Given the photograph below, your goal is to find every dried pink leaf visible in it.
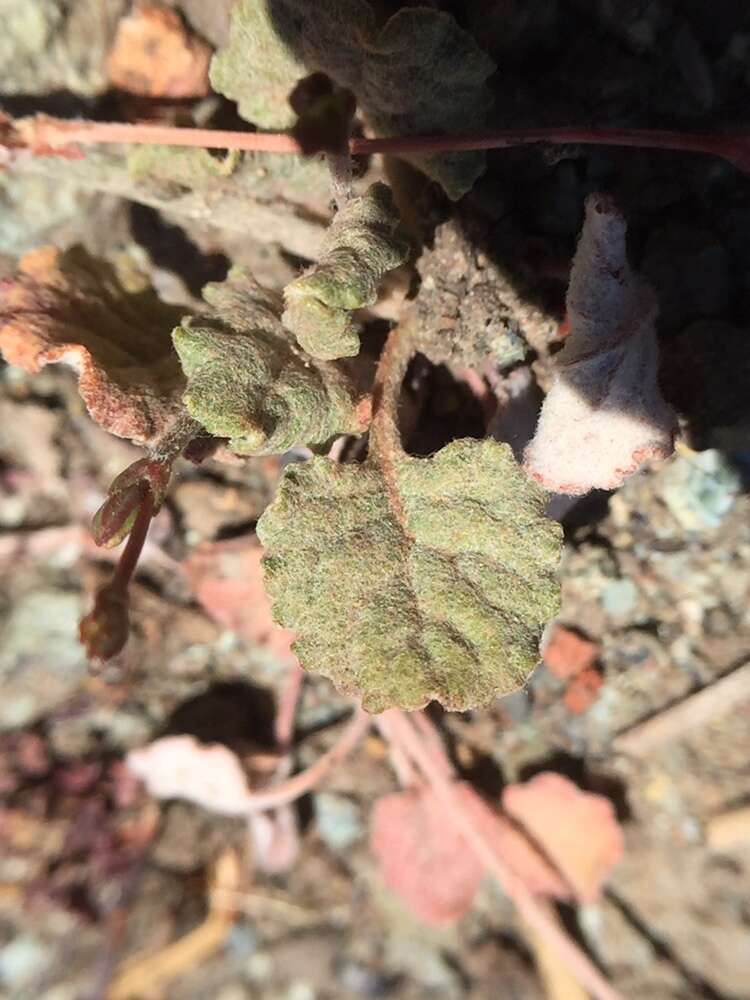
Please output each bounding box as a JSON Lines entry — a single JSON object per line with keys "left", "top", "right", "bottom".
{"left": 370, "top": 781, "right": 566, "bottom": 924}
{"left": 127, "top": 735, "right": 253, "bottom": 817}
{"left": 502, "top": 772, "right": 624, "bottom": 904}
{"left": 0, "top": 246, "right": 185, "bottom": 445}
{"left": 524, "top": 194, "right": 676, "bottom": 495}
{"left": 370, "top": 783, "right": 486, "bottom": 924}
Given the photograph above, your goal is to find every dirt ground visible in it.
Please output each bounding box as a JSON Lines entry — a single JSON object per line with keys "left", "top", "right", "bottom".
{"left": 1, "top": 2, "right": 750, "bottom": 998}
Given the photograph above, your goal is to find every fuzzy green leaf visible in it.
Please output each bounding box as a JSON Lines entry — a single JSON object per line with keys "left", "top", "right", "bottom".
{"left": 258, "top": 439, "right": 562, "bottom": 712}
{"left": 173, "top": 268, "right": 368, "bottom": 455}
{"left": 283, "top": 183, "right": 408, "bottom": 360}
{"left": 210, "top": 0, "right": 495, "bottom": 199}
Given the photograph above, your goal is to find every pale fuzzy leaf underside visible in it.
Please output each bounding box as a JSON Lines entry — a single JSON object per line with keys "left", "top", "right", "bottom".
{"left": 258, "top": 438, "right": 562, "bottom": 712}
{"left": 0, "top": 245, "right": 185, "bottom": 445}
{"left": 210, "top": 0, "right": 495, "bottom": 199}
{"left": 173, "top": 267, "right": 368, "bottom": 455}
{"left": 524, "top": 194, "right": 677, "bottom": 495}
{"left": 283, "top": 182, "right": 408, "bottom": 359}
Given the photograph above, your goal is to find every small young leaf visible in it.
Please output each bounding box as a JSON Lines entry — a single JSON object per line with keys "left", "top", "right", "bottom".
{"left": 283, "top": 183, "right": 408, "bottom": 360}
{"left": 173, "top": 268, "right": 369, "bottom": 454}
{"left": 0, "top": 246, "right": 185, "bottom": 445}
{"left": 210, "top": 0, "right": 495, "bottom": 198}
{"left": 523, "top": 194, "right": 677, "bottom": 495}
{"left": 258, "top": 438, "right": 561, "bottom": 712}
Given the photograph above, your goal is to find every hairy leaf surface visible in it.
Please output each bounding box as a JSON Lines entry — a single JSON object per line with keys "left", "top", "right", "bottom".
{"left": 211, "top": 0, "right": 495, "bottom": 198}
{"left": 173, "top": 268, "right": 369, "bottom": 455}
{"left": 524, "top": 194, "right": 677, "bottom": 494}
{"left": 0, "top": 246, "right": 185, "bottom": 444}
{"left": 283, "top": 182, "right": 408, "bottom": 359}
{"left": 258, "top": 438, "right": 561, "bottom": 711}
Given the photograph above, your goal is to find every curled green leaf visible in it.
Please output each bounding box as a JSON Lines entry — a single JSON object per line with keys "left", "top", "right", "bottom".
{"left": 173, "top": 268, "right": 369, "bottom": 455}
{"left": 283, "top": 182, "right": 408, "bottom": 360}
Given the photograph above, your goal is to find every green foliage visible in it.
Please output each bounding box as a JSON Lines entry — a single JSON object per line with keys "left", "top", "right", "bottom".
{"left": 210, "top": 0, "right": 495, "bottom": 199}
{"left": 283, "top": 183, "right": 408, "bottom": 360}
{"left": 173, "top": 268, "right": 368, "bottom": 455}
{"left": 258, "top": 439, "right": 562, "bottom": 712}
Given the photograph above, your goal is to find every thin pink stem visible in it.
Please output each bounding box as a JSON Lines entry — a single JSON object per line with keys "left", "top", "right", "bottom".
{"left": 380, "top": 710, "right": 623, "bottom": 1000}
{"left": 241, "top": 707, "right": 371, "bottom": 814}
{"left": 374, "top": 714, "right": 422, "bottom": 789}
{"left": 274, "top": 659, "right": 305, "bottom": 751}
{"left": 15, "top": 115, "right": 750, "bottom": 174}
{"left": 410, "top": 711, "right": 455, "bottom": 780}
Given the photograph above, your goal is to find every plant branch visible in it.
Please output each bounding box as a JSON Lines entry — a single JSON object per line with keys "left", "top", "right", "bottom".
{"left": 239, "top": 707, "right": 372, "bottom": 814}
{"left": 8, "top": 114, "right": 749, "bottom": 174}
{"left": 380, "top": 710, "right": 623, "bottom": 1000}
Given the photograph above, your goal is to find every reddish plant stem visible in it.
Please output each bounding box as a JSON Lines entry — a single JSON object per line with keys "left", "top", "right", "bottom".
{"left": 17, "top": 115, "right": 750, "bottom": 173}
{"left": 112, "top": 492, "right": 154, "bottom": 591}
{"left": 240, "top": 707, "right": 372, "bottom": 813}
{"left": 380, "top": 710, "right": 623, "bottom": 1000}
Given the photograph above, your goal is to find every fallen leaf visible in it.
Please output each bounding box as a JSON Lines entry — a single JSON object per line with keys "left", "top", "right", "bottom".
{"left": 283, "top": 182, "right": 408, "bottom": 360}
{"left": 524, "top": 194, "right": 677, "bottom": 494}
{"left": 502, "top": 772, "right": 624, "bottom": 904}
{"left": 0, "top": 246, "right": 185, "bottom": 445}
{"left": 107, "top": 5, "right": 212, "bottom": 99}
{"left": 370, "top": 781, "right": 566, "bottom": 924}
{"left": 127, "top": 735, "right": 254, "bottom": 816}
{"left": 543, "top": 625, "right": 599, "bottom": 680}
{"left": 210, "top": 0, "right": 495, "bottom": 199}
{"left": 173, "top": 267, "right": 369, "bottom": 454}
{"left": 258, "top": 438, "right": 562, "bottom": 712}
{"left": 183, "top": 537, "right": 296, "bottom": 658}
{"left": 128, "top": 733, "right": 299, "bottom": 874}
{"left": 370, "top": 784, "right": 486, "bottom": 923}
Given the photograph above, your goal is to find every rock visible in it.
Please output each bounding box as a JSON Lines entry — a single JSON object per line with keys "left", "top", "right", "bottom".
{"left": 0, "top": 934, "right": 47, "bottom": 990}
{"left": 659, "top": 450, "right": 740, "bottom": 531}
{"left": 314, "top": 793, "right": 364, "bottom": 851}
{"left": 0, "top": 591, "right": 88, "bottom": 730}
{"left": 543, "top": 624, "right": 600, "bottom": 679}
{"left": 564, "top": 668, "right": 604, "bottom": 714}
{"left": 601, "top": 579, "right": 638, "bottom": 620}
{"left": 174, "top": 480, "right": 269, "bottom": 541}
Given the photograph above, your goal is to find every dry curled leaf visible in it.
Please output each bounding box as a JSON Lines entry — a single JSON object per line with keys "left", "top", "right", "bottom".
{"left": 524, "top": 194, "right": 677, "bottom": 495}
{"left": 173, "top": 267, "right": 369, "bottom": 454}
{"left": 127, "top": 735, "right": 255, "bottom": 817}
{"left": 183, "top": 537, "right": 296, "bottom": 658}
{"left": 107, "top": 5, "right": 212, "bottom": 98}
{"left": 502, "top": 772, "right": 624, "bottom": 904}
{"left": 283, "top": 182, "right": 408, "bottom": 360}
{"left": 210, "top": 0, "right": 494, "bottom": 198}
{"left": 0, "top": 246, "right": 185, "bottom": 444}
{"left": 127, "top": 734, "right": 299, "bottom": 874}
